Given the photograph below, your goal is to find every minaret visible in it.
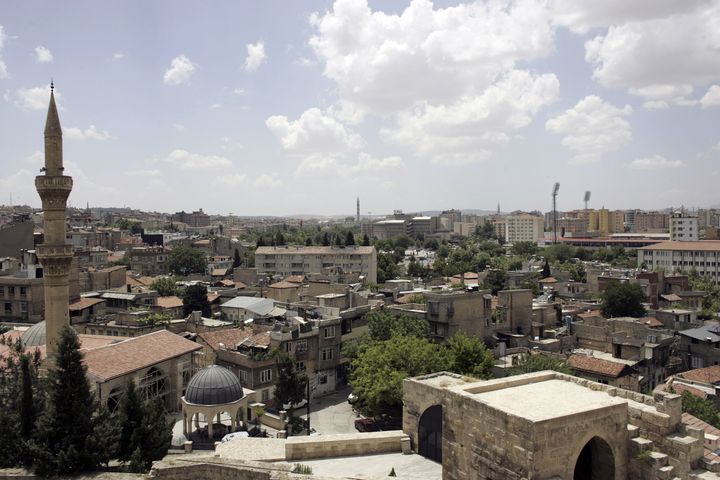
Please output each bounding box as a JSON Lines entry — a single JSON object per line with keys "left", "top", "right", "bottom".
{"left": 35, "top": 82, "right": 74, "bottom": 356}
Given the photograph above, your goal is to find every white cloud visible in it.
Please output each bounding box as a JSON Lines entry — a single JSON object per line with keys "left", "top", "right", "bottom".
{"left": 384, "top": 70, "right": 559, "bottom": 165}
{"left": 546, "top": 95, "right": 632, "bottom": 165}
{"left": 628, "top": 154, "right": 685, "bottom": 170}
{"left": 583, "top": 2, "right": 720, "bottom": 102}
{"left": 216, "top": 174, "right": 247, "bottom": 186}
{"left": 628, "top": 84, "right": 697, "bottom": 109}
{"left": 701, "top": 85, "right": 720, "bottom": 109}
{"left": 551, "top": 0, "right": 711, "bottom": 34}
{"left": 0, "top": 25, "right": 8, "bottom": 79}
{"left": 254, "top": 174, "right": 283, "bottom": 188}
{"left": 296, "top": 156, "right": 338, "bottom": 176}
{"left": 25, "top": 150, "right": 43, "bottom": 166}
{"left": 294, "top": 57, "right": 315, "bottom": 67}
{"left": 125, "top": 169, "right": 161, "bottom": 177}
{"left": 113, "top": 52, "right": 125, "bottom": 60}
{"left": 244, "top": 42, "right": 266, "bottom": 72}
{"left": 34, "top": 46, "right": 53, "bottom": 63}
{"left": 266, "top": 107, "right": 363, "bottom": 155}
{"left": 233, "top": 88, "right": 245, "bottom": 95}
{"left": 64, "top": 125, "right": 114, "bottom": 141}
{"left": 173, "top": 124, "right": 185, "bottom": 131}
{"left": 210, "top": 103, "right": 222, "bottom": 109}
{"left": 161, "top": 149, "right": 232, "bottom": 169}
{"left": 163, "top": 54, "right": 196, "bottom": 86}
{"left": 350, "top": 152, "right": 403, "bottom": 173}
{"left": 13, "top": 85, "right": 58, "bottom": 110}
{"left": 0, "top": 169, "right": 36, "bottom": 202}
{"left": 309, "top": 0, "right": 555, "bottom": 116}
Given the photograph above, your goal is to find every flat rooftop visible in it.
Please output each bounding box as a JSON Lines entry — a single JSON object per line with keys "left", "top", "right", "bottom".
{"left": 473, "top": 378, "right": 626, "bottom": 422}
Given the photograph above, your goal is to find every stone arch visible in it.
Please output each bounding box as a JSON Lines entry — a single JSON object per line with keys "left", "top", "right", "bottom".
{"left": 418, "top": 405, "right": 443, "bottom": 463}
{"left": 573, "top": 436, "right": 615, "bottom": 480}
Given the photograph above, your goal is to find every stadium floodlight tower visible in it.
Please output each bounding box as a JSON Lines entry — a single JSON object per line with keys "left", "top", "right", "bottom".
{"left": 584, "top": 190, "right": 591, "bottom": 212}
{"left": 552, "top": 182, "right": 560, "bottom": 244}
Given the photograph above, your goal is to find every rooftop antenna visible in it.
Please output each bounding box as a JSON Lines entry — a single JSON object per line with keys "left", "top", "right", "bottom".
{"left": 552, "top": 182, "right": 560, "bottom": 244}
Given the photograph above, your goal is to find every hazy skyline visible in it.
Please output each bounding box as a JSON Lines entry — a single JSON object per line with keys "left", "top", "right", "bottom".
{"left": 1, "top": 0, "right": 719, "bottom": 216}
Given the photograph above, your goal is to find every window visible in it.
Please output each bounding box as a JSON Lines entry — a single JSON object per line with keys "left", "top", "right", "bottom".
{"left": 691, "top": 356, "right": 704, "bottom": 369}
{"left": 318, "top": 373, "right": 328, "bottom": 385}
{"left": 8, "top": 287, "right": 14, "bottom": 296}
{"left": 296, "top": 339, "right": 307, "bottom": 353}
{"left": 239, "top": 370, "right": 248, "bottom": 383}
{"left": 324, "top": 326, "right": 335, "bottom": 338}
{"left": 321, "top": 348, "right": 334, "bottom": 361}
{"left": 260, "top": 369, "right": 273, "bottom": 383}
{"left": 261, "top": 389, "right": 269, "bottom": 402}
{"left": 285, "top": 342, "right": 293, "bottom": 353}
{"left": 295, "top": 361, "right": 305, "bottom": 372}
{"left": 4, "top": 302, "right": 10, "bottom": 314}
{"left": 19, "top": 287, "right": 26, "bottom": 297}
{"left": 0, "top": 287, "right": 3, "bottom": 296}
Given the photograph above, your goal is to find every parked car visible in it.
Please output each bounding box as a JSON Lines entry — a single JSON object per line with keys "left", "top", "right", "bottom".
{"left": 354, "top": 418, "right": 379, "bottom": 432}
{"left": 221, "top": 431, "right": 249, "bottom": 443}
{"left": 283, "top": 398, "right": 308, "bottom": 410}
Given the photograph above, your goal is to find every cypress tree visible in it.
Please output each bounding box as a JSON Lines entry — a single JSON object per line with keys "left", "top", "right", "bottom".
{"left": 361, "top": 234, "right": 371, "bottom": 246}
{"left": 345, "top": 231, "right": 356, "bottom": 246}
{"left": 233, "top": 248, "right": 241, "bottom": 268}
{"left": 117, "top": 380, "right": 144, "bottom": 462}
{"left": 31, "top": 326, "right": 97, "bottom": 475}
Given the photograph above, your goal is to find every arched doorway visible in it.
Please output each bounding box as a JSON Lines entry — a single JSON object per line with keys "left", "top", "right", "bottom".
{"left": 574, "top": 436, "right": 615, "bottom": 480}
{"left": 418, "top": 405, "right": 442, "bottom": 463}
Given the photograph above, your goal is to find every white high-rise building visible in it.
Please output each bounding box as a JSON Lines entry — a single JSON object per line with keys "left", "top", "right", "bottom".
{"left": 670, "top": 211, "right": 698, "bottom": 242}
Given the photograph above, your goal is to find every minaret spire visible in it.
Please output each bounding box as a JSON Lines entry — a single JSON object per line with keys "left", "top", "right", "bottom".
{"left": 44, "top": 82, "right": 63, "bottom": 175}
{"left": 35, "top": 82, "right": 74, "bottom": 358}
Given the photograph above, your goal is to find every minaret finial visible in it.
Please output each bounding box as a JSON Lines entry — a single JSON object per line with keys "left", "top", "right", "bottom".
{"left": 50, "top": 79, "right": 54, "bottom": 93}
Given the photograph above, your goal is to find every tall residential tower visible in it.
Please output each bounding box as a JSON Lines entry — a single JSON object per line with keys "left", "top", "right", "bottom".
{"left": 35, "top": 84, "right": 74, "bottom": 355}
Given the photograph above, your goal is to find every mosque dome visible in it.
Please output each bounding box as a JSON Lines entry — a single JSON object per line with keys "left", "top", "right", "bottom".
{"left": 21, "top": 321, "right": 46, "bottom": 347}
{"left": 184, "top": 365, "right": 244, "bottom": 405}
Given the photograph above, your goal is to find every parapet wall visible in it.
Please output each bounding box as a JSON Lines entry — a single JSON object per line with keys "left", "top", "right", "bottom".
{"left": 285, "top": 431, "right": 408, "bottom": 461}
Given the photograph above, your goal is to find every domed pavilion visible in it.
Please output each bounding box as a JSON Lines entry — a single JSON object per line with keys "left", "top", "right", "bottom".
{"left": 181, "top": 365, "right": 254, "bottom": 439}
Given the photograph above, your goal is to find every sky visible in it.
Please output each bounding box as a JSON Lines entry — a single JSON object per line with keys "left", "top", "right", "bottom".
{"left": 1, "top": 0, "right": 720, "bottom": 217}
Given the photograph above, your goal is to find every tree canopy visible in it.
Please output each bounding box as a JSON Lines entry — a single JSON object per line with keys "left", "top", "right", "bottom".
{"left": 150, "top": 276, "right": 179, "bottom": 297}
{"left": 167, "top": 245, "right": 207, "bottom": 276}
{"left": 601, "top": 281, "right": 647, "bottom": 318}
{"left": 506, "top": 353, "right": 571, "bottom": 376}
{"left": 182, "top": 284, "right": 212, "bottom": 317}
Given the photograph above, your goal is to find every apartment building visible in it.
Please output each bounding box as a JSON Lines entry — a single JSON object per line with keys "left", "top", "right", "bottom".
{"left": 127, "top": 246, "right": 170, "bottom": 275}
{"left": 670, "top": 211, "right": 699, "bottom": 242}
{"left": 638, "top": 241, "right": 720, "bottom": 284}
{"left": 255, "top": 246, "right": 377, "bottom": 284}
{"left": 634, "top": 211, "right": 670, "bottom": 233}
{"left": 504, "top": 213, "right": 544, "bottom": 243}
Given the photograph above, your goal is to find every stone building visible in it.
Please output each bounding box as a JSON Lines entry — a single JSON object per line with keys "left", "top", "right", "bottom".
{"left": 127, "top": 246, "right": 171, "bottom": 275}
{"left": 403, "top": 370, "right": 707, "bottom": 479}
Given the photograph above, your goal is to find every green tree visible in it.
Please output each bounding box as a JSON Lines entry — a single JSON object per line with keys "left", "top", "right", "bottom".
{"left": 150, "top": 276, "right": 179, "bottom": 297}
{"left": 305, "top": 237, "right": 313, "bottom": 246}
{"left": 447, "top": 333, "right": 494, "bottom": 379}
{"left": 90, "top": 405, "right": 120, "bottom": 471}
{"left": 322, "top": 232, "right": 331, "bottom": 246}
{"left": 475, "top": 221, "right": 497, "bottom": 241}
{"left": 543, "top": 244, "right": 575, "bottom": 263}
{"left": 31, "top": 326, "right": 98, "bottom": 475}
{"left": 345, "top": 231, "right": 356, "bottom": 246}
{"left": 350, "top": 335, "right": 452, "bottom": 416}
{"left": 601, "top": 281, "right": 646, "bottom": 318}
{"left": 273, "top": 352, "right": 307, "bottom": 426}
{"left": 167, "top": 245, "right": 207, "bottom": 276}
{"left": 483, "top": 268, "right": 508, "bottom": 295}
{"left": 117, "top": 381, "right": 144, "bottom": 462}
{"left": 182, "top": 284, "right": 211, "bottom": 317}
{"left": 130, "top": 223, "right": 143, "bottom": 235}
{"left": 362, "top": 234, "right": 371, "bottom": 246}
{"left": 507, "top": 353, "right": 571, "bottom": 376}
{"left": 233, "top": 248, "right": 242, "bottom": 268}
{"left": 407, "top": 257, "right": 430, "bottom": 278}
{"left": 681, "top": 391, "right": 720, "bottom": 428}
{"left": 141, "top": 398, "right": 173, "bottom": 469}
{"left": 19, "top": 355, "right": 35, "bottom": 440}
{"left": 275, "top": 231, "right": 286, "bottom": 246}
{"left": 541, "top": 259, "right": 551, "bottom": 278}
{"left": 377, "top": 252, "right": 401, "bottom": 283}
{"left": 367, "top": 310, "right": 429, "bottom": 341}
{"left": 511, "top": 241, "right": 538, "bottom": 257}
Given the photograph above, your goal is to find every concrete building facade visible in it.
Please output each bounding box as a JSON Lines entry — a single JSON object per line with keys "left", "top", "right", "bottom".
{"left": 638, "top": 241, "right": 720, "bottom": 285}
{"left": 670, "top": 211, "right": 699, "bottom": 242}
{"left": 255, "top": 246, "right": 377, "bottom": 284}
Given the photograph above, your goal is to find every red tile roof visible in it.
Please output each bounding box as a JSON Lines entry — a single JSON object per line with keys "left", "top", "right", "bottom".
{"left": 156, "top": 296, "right": 183, "bottom": 309}
{"left": 197, "top": 327, "right": 271, "bottom": 351}
{"left": 567, "top": 354, "right": 633, "bottom": 378}
{"left": 69, "top": 297, "right": 106, "bottom": 311}
{"left": 679, "top": 365, "right": 720, "bottom": 385}
{"left": 84, "top": 330, "right": 201, "bottom": 381}
{"left": 269, "top": 280, "right": 301, "bottom": 289}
